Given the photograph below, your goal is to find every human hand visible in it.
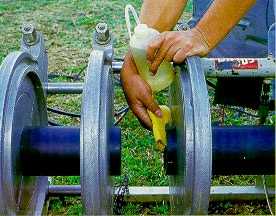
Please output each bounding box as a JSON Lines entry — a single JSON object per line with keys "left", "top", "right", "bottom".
{"left": 120, "top": 51, "right": 162, "bottom": 130}
{"left": 146, "top": 28, "right": 210, "bottom": 75}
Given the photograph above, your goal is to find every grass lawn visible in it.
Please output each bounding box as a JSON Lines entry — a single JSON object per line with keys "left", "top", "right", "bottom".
{"left": 0, "top": 0, "right": 274, "bottom": 215}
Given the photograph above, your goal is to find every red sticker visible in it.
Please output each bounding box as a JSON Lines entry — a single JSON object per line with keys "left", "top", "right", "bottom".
{"left": 215, "top": 59, "right": 258, "bottom": 70}
{"left": 233, "top": 59, "right": 258, "bottom": 70}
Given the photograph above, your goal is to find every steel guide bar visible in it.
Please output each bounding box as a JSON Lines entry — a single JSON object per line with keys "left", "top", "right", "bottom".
{"left": 47, "top": 185, "right": 275, "bottom": 202}
{"left": 47, "top": 58, "right": 275, "bottom": 95}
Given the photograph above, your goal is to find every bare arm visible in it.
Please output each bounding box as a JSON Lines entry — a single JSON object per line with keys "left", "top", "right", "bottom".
{"left": 139, "top": 0, "right": 188, "bottom": 32}
{"left": 146, "top": 0, "right": 257, "bottom": 73}
{"left": 196, "top": 0, "right": 257, "bottom": 51}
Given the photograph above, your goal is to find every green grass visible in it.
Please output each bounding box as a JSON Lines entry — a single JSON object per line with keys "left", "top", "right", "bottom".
{"left": 0, "top": 0, "right": 275, "bottom": 215}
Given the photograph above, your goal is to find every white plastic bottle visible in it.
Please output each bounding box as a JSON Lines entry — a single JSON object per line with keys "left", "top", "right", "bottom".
{"left": 125, "top": 5, "right": 174, "bottom": 92}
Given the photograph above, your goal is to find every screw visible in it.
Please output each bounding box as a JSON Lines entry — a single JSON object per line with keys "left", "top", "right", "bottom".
{"left": 98, "top": 25, "right": 105, "bottom": 31}
{"left": 178, "top": 23, "right": 190, "bottom": 31}
{"left": 24, "top": 26, "right": 31, "bottom": 31}
{"left": 95, "top": 23, "right": 110, "bottom": 44}
{"left": 22, "top": 24, "right": 38, "bottom": 44}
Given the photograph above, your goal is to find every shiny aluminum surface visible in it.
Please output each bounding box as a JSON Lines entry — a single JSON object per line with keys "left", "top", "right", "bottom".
{"left": 169, "top": 56, "right": 212, "bottom": 214}
{"left": 0, "top": 51, "right": 48, "bottom": 215}
{"left": 80, "top": 50, "right": 114, "bottom": 215}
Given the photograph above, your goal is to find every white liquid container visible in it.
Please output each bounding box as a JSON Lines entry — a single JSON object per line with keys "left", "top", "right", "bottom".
{"left": 129, "top": 24, "right": 174, "bottom": 92}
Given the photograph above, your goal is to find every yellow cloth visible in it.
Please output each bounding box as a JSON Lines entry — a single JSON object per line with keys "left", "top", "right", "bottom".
{"left": 147, "top": 105, "right": 172, "bottom": 150}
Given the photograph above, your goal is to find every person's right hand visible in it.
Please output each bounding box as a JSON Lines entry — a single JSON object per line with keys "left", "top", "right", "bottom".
{"left": 120, "top": 50, "right": 162, "bottom": 130}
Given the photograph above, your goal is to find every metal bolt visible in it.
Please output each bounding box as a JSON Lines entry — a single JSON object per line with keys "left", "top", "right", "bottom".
{"left": 24, "top": 26, "right": 31, "bottom": 31}
{"left": 22, "top": 24, "right": 38, "bottom": 44}
{"left": 177, "top": 23, "right": 190, "bottom": 31}
{"left": 98, "top": 25, "right": 105, "bottom": 31}
{"left": 95, "top": 23, "right": 110, "bottom": 44}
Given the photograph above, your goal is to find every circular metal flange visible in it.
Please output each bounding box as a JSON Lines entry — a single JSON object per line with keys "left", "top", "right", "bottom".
{"left": 81, "top": 50, "right": 115, "bottom": 214}
{"left": 168, "top": 56, "right": 212, "bottom": 214}
{"left": 0, "top": 51, "right": 48, "bottom": 215}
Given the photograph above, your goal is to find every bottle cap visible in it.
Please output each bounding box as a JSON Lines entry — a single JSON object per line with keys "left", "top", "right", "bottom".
{"left": 134, "top": 24, "right": 149, "bottom": 39}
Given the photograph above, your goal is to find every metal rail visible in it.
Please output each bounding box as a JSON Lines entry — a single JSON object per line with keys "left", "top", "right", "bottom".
{"left": 47, "top": 185, "right": 275, "bottom": 202}
{"left": 47, "top": 83, "right": 84, "bottom": 94}
{"left": 112, "top": 58, "right": 276, "bottom": 78}
{"left": 47, "top": 57, "right": 275, "bottom": 95}
{"left": 202, "top": 57, "right": 275, "bottom": 78}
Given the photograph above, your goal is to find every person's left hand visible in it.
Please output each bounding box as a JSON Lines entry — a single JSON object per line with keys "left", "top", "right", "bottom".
{"left": 146, "top": 28, "right": 210, "bottom": 75}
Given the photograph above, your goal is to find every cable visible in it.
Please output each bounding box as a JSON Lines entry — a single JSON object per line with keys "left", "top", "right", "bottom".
{"left": 211, "top": 105, "right": 259, "bottom": 125}
{"left": 48, "top": 64, "right": 88, "bottom": 82}
{"left": 114, "top": 75, "right": 122, "bottom": 87}
{"left": 115, "top": 82, "right": 122, "bottom": 87}
{"left": 116, "top": 106, "right": 129, "bottom": 115}
{"left": 224, "top": 106, "right": 259, "bottom": 118}
{"left": 47, "top": 107, "right": 81, "bottom": 118}
{"left": 48, "top": 120, "right": 63, "bottom": 126}
{"left": 48, "top": 105, "right": 129, "bottom": 126}
{"left": 48, "top": 106, "right": 129, "bottom": 118}
{"left": 48, "top": 74, "right": 83, "bottom": 81}
{"left": 114, "top": 110, "right": 129, "bottom": 126}
{"left": 114, "top": 75, "right": 121, "bottom": 83}
{"left": 73, "top": 65, "right": 88, "bottom": 82}
{"left": 114, "top": 57, "right": 124, "bottom": 61}
{"left": 115, "top": 107, "right": 130, "bottom": 126}
{"left": 206, "top": 79, "right": 216, "bottom": 89}
{"left": 262, "top": 175, "right": 274, "bottom": 215}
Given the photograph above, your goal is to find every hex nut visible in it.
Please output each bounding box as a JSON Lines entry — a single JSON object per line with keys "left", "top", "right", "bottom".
{"left": 22, "top": 24, "right": 38, "bottom": 44}
{"left": 177, "top": 23, "right": 190, "bottom": 31}
{"left": 95, "top": 23, "right": 110, "bottom": 44}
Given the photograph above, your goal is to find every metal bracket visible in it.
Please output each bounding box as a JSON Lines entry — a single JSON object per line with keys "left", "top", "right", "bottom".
{"left": 20, "top": 24, "right": 48, "bottom": 95}
{"left": 93, "top": 23, "right": 114, "bottom": 62}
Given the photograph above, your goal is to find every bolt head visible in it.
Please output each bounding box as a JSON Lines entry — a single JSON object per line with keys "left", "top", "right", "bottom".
{"left": 22, "top": 24, "right": 35, "bottom": 34}
{"left": 95, "top": 23, "right": 110, "bottom": 44}
{"left": 178, "top": 23, "right": 190, "bottom": 31}
{"left": 22, "top": 24, "right": 38, "bottom": 44}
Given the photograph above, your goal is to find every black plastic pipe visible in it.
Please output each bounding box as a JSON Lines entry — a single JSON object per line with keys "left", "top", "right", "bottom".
{"left": 165, "top": 126, "right": 275, "bottom": 175}
{"left": 212, "top": 126, "right": 275, "bottom": 175}
{"left": 20, "top": 126, "right": 121, "bottom": 176}
{"left": 21, "top": 125, "right": 274, "bottom": 176}
{"left": 21, "top": 126, "right": 80, "bottom": 176}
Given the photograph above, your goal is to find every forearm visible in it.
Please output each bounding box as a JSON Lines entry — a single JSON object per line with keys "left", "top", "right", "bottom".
{"left": 139, "top": 0, "right": 187, "bottom": 32}
{"left": 196, "top": 0, "right": 257, "bottom": 51}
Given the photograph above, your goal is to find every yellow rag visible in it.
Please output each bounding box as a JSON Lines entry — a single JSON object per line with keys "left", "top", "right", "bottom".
{"left": 147, "top": 105, "right": 172, "bottom": 150}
